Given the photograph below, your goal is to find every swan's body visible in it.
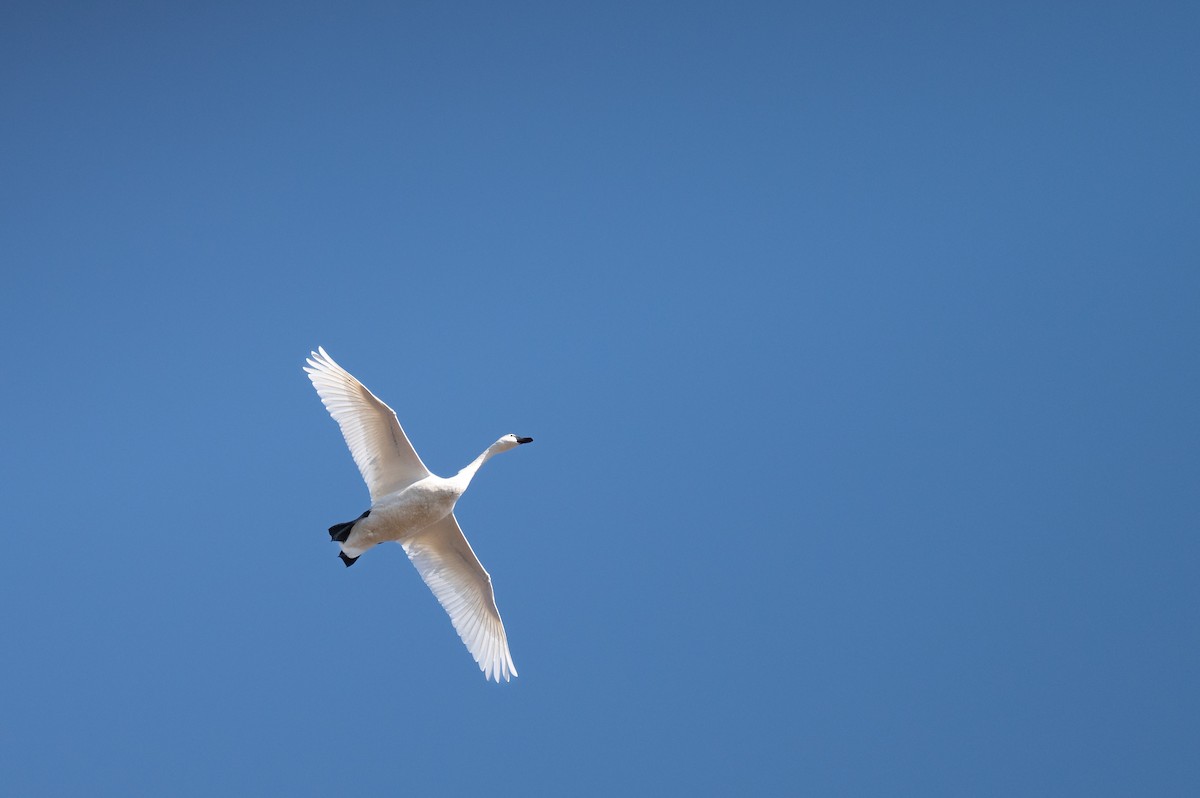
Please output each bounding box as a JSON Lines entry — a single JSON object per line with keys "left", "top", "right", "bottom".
{"left": 340, "top": 476, "right": 461, "bottom": 558}
{"left": 303, "top": 347, "right": 531, "bottom": 682}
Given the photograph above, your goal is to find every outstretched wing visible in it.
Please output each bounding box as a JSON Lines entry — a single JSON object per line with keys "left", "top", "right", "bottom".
{"left": 304, "top": 347, "right": 431, "bottom": 501}
{"left": 401, "top": 514, "right": 518, "bottom": 682}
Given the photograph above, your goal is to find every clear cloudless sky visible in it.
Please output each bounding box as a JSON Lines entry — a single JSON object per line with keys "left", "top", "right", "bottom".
{"left": 1, "top": 1, "right": 1197, "bottom": 795}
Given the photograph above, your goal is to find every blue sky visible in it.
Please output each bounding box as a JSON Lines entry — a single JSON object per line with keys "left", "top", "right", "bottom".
{"left": 2, "top": 1, "right": 1197, "bottom": 794}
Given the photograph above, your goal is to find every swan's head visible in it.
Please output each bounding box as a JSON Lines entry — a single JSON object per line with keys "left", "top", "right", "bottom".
{"left": 496, "top": 433, "right": 534, "bottom": 451}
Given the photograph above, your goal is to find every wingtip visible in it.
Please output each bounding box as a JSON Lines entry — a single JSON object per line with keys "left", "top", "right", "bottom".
{"left": 305, "top": 347, "right": 336, "bottom": 374}
{"left": 482, "top": 658, "right": 517, "bottom": 683}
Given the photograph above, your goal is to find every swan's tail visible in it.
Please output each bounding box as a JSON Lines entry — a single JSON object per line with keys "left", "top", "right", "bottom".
{"left": 328, "top": 509, "right": 370, "bottom": 543}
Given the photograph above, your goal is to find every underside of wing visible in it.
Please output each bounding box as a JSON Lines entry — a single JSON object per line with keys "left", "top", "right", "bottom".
{"left": 304, "top": 347, "right": 431, "bottom": 500}
{"left": 401, "top": 514, "right": 517, "bottom": 682}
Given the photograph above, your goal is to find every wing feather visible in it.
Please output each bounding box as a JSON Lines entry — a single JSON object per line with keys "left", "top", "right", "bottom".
{"left": 304, "top": 347, "right": 431, "bottom": 500}
{"left": 402, "top": 514, "right": 518, "bottom": 682}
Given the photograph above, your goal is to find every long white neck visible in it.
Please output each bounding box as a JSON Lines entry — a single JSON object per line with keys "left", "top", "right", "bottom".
{"left": 453, "top": 440, "right": 509, "bottom": 490}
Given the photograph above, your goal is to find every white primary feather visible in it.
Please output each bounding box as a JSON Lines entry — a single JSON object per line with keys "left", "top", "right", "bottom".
{"left": 402, "top": 515, "right": 517, "bottom": 682}
{"left": 304, "top": 346, "right": 431, "bottom": 501}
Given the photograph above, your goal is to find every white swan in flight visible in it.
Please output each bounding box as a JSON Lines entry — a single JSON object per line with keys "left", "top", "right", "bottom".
{"left": 303, "top": 347, "right": 531, "bottom": 682}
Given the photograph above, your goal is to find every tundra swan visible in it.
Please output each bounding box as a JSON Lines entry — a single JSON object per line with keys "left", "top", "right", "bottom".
{"left": 304, "top": 347, "right": 531, "bottom": 682}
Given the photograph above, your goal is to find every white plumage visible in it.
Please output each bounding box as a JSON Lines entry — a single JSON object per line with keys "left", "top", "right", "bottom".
{"left": 304, "top": 347, "right": 530, "bottom": 682}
